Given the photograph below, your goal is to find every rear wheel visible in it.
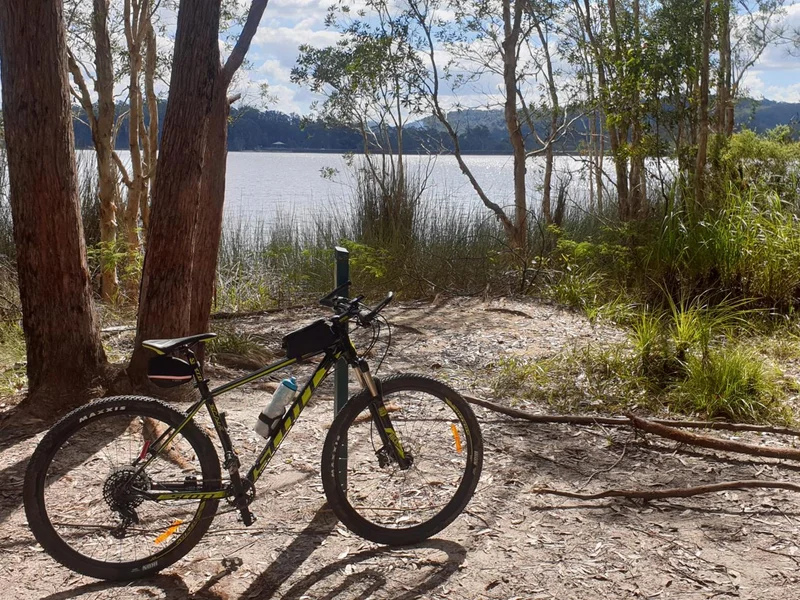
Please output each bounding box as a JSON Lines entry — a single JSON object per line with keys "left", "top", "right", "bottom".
{"left": 321, "top": 374, "right": 483, "bottom": 545}
{"left": 23, "top": 396, "right": 221, "bottom": 580}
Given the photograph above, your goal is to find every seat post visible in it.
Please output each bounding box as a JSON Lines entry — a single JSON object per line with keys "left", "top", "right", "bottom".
{"left": 183, "top": 347, "right": 211, "bottom": 397}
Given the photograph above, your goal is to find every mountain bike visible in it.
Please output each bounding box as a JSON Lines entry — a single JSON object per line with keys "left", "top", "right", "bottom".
{"left": 23, "top": 285, "right": 483, "bottom": 581}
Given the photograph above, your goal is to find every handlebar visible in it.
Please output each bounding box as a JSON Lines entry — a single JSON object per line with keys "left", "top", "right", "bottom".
{"left": 319, "top": 284, "right": 394, "bottom": 327}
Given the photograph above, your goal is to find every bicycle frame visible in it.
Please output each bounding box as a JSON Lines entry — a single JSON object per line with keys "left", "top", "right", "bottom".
{"left": 135, "top": 314, "right": 409, "bottom": 507}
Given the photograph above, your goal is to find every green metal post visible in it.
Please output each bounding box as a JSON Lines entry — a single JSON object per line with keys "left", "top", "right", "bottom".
{"left": 334, "top": 246, "right": 349, "bottom": 486}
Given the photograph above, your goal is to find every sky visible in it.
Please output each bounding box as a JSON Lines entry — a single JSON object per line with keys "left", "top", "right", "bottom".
{"left": 231, "top": 0, "right": 800, "bottom": 116}
{"left": 735, "top": 2, "right": 800, "bottom": 102}
{"left": 3, "top": 0, "right": 799, "bottom": 118}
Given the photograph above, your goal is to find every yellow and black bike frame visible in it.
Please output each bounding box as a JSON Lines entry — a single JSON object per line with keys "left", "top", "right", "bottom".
{"left": 131, "top": 314, "right": 410, "bottom": 526}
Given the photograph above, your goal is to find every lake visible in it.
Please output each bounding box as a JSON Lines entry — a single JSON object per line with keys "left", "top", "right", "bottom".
{"left": 77, "top": 151, "right": 639, "bottom": 229}
{"left": 222, "top": 152, "right": 599, "bottom": 227}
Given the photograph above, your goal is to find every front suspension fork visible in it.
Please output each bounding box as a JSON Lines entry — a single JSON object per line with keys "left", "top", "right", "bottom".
{"left": 353, "top": 359, "right": 411, "bottom": 469}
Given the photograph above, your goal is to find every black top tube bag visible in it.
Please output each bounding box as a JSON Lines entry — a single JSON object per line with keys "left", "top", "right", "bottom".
{"left": 282, "top": 318, "right": 338, "bottom": 359}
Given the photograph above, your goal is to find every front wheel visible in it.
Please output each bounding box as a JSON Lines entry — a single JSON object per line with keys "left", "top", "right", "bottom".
{"left": 321, "top": 374, "right": 483, "bottom": 545}
{"left": 23, "top": 396, "right": 221, "bottom": 581}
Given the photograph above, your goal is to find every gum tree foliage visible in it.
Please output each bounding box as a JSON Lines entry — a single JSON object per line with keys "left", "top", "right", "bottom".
{"left": 293, "top": 0, "right": 428, "bottom": 209}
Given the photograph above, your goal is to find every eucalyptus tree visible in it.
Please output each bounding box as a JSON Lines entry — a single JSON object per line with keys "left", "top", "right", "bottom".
{"left": 128, "top": 0, "right": 222, "bottom": 384}
{"left": 64, "top": 0, "right": 122, "bottom": 300}
{"left": 568, "top": 0, "right": 658, "bottom": 220}
{"left": 191, "top": 0, "right": 271, "bottom": 343}
{"left": 0, "top": 0, "right": 108, "bottom": 412}
{"left": 407, "top": 0, "right": 577, "bottom": 246}
{"left": 717, "top": 0, "right": 786, "bottom": 138}
{"left": 117, "top": 0, "right": 159, "bottom": 251}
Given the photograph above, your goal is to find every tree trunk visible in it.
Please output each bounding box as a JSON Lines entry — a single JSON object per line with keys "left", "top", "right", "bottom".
{"left": 0, "top": 0, "right": 107, "bottom": 412}
{"left": 594, "top": 109, "right": 604, "bottom": 213}
{"left": 628, "top": 0, "right": 645, "bottom": 219}
{"left": 717, "top": 0, "right": 731, "bottom": 137}
{"left": 190, "top": 80, "right": 229, "bottom": 342}
{"left": 502, "top": 0, "right": 527, "bottom": 250}
{"left": 122, "top": 0, "right": 149, "bottom": 251}
{"left": 534, "top": 18, "right": 559, "bottom": 226}
{"left": 695, "top": 0, "right": 712, "bottom": 209}
{"left": 94, "top": 0, "right": 120, "bottom": 302}
{"left": 143, "top": 19, "right": 159, "bottom": 234}
{"left": 127, "top": 0, "right": 221, "bottom": 385}
{"left": 189, "top": 0, "right": 269, "bottom": 346}
{"left": 607, "top": 0, "right": 631, "bottom": 220}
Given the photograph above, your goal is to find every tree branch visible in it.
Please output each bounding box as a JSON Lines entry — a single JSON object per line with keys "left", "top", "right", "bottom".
{"left": 222, "top": 0, "right": 270, "bottom": 86}
{"left": 112, "top": 151, "right": 134, "bottom": 188}
{"left": 66, "top": 48, "right": 98, "bottom": 133}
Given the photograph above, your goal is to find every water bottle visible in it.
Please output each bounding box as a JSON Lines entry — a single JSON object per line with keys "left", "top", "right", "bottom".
{"left": 254, "top": 376, "right": 297, "bottom": 439}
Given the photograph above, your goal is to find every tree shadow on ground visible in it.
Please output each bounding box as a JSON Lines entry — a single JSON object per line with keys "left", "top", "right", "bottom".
{"left": 0, "top": 413, "right": 131, "bottom": 530}
{"left": 37, "top": 572, "right": 227, "bottom": 600}
{"left": 485, "top": 418, "right": 800, "bottom": 522}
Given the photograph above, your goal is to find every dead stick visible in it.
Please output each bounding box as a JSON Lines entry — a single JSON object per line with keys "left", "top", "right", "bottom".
{"left": 532, "top": 479, "right": 800, "bottom": 500}
{"left": 211, "top": 304, "right": 305, "bottom": 320}
{"left": 628, "top": 414, "right": 800, "bottom": 462}
{"left": 463, "top": 395, "right": 800, "bottom": 437}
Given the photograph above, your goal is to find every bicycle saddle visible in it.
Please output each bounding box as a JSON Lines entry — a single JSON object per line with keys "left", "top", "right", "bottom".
{"left": 142, "top": 333, "right": 216, "bottom": 354}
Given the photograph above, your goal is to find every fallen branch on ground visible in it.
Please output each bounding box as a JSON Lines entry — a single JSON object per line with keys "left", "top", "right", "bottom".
{"left": 626, "top": 414, "right": 800, "bottom": 461}
{"left": 463, "top": 394, "right": 800, "bottom": 437}
{"left": 531, "top": 479, "right": 800, "bottom": 500}
{"left": 210, "top": 305, "right": 305, "bottom": 320}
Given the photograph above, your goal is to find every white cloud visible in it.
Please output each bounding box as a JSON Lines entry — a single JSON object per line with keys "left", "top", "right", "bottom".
{"left": 740, "top": 70, "right": 800, "bottom": 101}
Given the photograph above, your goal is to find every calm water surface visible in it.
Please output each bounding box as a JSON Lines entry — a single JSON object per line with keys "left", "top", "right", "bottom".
{"left": 88, "top": 151, "right": 611, "bottom": 228}
{"left": 222, "top": 152, "right": 601, "bottom": 226}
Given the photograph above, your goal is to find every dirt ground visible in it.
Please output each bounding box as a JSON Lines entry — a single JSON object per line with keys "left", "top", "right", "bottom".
{"left": 3, "top": 297, "right": 800, "bottom": 599}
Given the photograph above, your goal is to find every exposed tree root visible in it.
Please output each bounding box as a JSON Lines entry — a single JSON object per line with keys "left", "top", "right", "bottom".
{"left": 626, "top": 414, "right": 800, "bottom": 462}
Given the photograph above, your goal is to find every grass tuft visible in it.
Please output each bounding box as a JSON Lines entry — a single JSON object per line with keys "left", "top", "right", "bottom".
{"left": 673, "top": 348, "right": 791, "bottom": 423}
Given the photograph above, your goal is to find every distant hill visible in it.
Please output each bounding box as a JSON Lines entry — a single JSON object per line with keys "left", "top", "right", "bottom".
{"left": 413, "top": 98, "right": 800, "bottom": 136}
{"left": 735, "top": 98, "right": 800, "bottom": 132}
{"left": 73, "top": 97, "right": 800, "bottom": 155}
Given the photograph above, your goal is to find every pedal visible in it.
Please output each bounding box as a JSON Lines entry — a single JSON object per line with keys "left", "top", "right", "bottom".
{"left": 238, "top": 509, "right": 257, "bottom": 526}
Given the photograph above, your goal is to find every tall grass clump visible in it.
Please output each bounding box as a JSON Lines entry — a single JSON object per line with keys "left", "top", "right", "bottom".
{"left": 648, "top": 186, "right": 800, "bottom": 308}
{"left": 674, "top": 348, "right": 790, "bottom": 423}
{"left": 350, "top": 161, "right": 420, "bottom": 247}
{"left": 215, "top": 213, "right": 343, "bottom": 311}
{"left": 496, "top": 296, "right": 793, "bottom": 423}
{"left": 336, "top": 157, "right": 515, "bottom": 297}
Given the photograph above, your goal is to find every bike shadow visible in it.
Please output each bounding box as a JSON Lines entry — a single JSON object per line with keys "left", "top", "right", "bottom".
{"left": 272, "top": 538, "right": 466, "bottom": 600}
{"left": 34, "top": 504, "right": 465, "bottom": 600}
{"left": 235, "top": 505, "right": 466, "bottom": 599}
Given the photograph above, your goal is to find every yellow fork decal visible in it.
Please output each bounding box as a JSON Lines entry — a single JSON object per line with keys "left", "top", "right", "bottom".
{"left": 384, "top": 428, "right": 406, "bottom": 459}
{"left": 154, "top": 519, "right": 183, "bottom": 545}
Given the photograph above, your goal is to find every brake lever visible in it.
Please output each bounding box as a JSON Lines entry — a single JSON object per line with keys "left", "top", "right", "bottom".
{"left": 357, "top": 292, "right": 394, "bottom": 326}
{"left": 319, "top": 280, "right": 352, "bottom": 307}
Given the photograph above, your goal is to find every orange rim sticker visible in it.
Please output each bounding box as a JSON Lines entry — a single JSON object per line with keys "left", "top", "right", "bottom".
{"left": 154, "top": 519, "right": 183, "bottom": 545}
{"left": 450, "top": 424, "right": 462, "bottom": 453}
